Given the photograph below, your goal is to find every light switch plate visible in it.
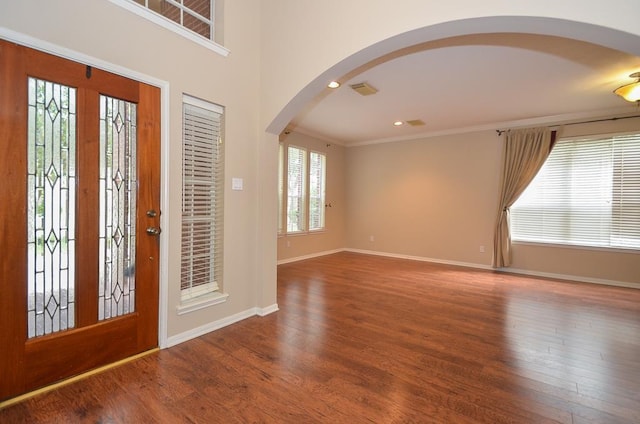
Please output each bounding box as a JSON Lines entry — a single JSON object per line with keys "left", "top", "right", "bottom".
{"left": 231, "top": 177, "right": 243, "bottom": 191}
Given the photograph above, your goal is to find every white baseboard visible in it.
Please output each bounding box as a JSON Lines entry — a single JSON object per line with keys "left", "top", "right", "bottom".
{"left": 497, "top": 267, "right": 640, "bottom": 290}
{"left": 283, "top": 247, "right": 637, "bottom": 290}
{"left": 164, "top": 304, "right": 279, "bottom": 348}
{"left": 277, "top": 248, "right": 345, "bottom": 265}
{"left": 257, "top": 303, "right": 280, "bottom": 316}
{"left": 344, "top": 248, "right": 493, "bottom": 271}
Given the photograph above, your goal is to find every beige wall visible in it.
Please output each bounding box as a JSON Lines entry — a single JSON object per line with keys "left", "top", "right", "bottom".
{"left": 277, "top": 132, "right": 347, "bottom": 262}
{"left": 346, "top": 131, "right": 502, "bottom": 266}
{"left": 345, "top": 120, "right": 640, "bottom": 286}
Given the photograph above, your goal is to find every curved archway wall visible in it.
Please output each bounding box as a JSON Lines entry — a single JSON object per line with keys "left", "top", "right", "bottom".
{"left": 261, "top": 2, "right": 640, "bottom": 286}
{"left": 263, "top": 7, "right": 640, "bottom": 135}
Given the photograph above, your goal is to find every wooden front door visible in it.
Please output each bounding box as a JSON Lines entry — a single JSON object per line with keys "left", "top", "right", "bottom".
{"left": 0, "top": 40, "right": 161, "bottom": 401}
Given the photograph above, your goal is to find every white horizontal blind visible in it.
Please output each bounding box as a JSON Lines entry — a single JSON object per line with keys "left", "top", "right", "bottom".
{"left": 287, "top": 146, "right": 306, "bottom": 232}
{"left": 181, "top": 96, "right": 224, "bottom": 300}
{"left": 511, "top": 133, "right": 640, "bottom": 250}
{"left": 309, "top": 151, "right": 326, "bottom": 231}
{"left": 612, "top": 135, "right": 640, "bottom": 248}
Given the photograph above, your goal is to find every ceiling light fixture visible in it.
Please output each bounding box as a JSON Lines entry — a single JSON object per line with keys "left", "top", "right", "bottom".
{"left": 327, "top": 81, "right": 340, "bottom": 89}
{"left": 393, "top": 121, "right": 404, "bottom": 126}
{"left": 614, "top": 72, "right": 640, "bottom": 102}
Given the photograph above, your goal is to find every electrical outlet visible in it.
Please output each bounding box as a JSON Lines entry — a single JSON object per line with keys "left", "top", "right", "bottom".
{"left": 369, "top": 235, "right": 375, "bottom": 242}
{"left": 479, "top": 245, "right": 485, "bottom": 253}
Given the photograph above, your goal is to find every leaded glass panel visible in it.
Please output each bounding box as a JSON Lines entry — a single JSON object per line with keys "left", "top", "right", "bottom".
{"left": 27, "top": 77, "right": 77, "bottom": 338}
{"left": 99, "top": 95, "right": 137, "bottom": 320}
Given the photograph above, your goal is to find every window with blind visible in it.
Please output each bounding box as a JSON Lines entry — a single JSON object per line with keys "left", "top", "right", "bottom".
{"left": 511, "top": 132, "right": 640, "bottom": 250}
{"left": 287, "top": 146, "right": 307, "bottom": 233}
{"left": 181, "top": 96, "right": 224, "bottom": 302}
{"left": 309, "top": 151, "right": 326, "bottom": 231}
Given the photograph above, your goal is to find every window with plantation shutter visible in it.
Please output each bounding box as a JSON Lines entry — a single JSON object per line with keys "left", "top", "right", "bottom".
{"left": 287, "top": 145, "right": 307, "bottom": 233}
{"left": 278, "top": 142, "right": 328, "bottom": 236}
{"left": 278, "top": 142, "right": 284, "bottom": 235}
{"left": 511, "top": 132, "right": 640, "bottom": 250}
{"left": 181, "top": 96, "right": 224, "bottom": 302}
{"left": 309, "top": 151, "right": 326, "bottom": 231}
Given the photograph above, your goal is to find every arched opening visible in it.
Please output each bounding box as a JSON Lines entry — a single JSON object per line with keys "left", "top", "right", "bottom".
{"left": 267, "top": 16, "right": 640, "bottom": 137}
{"left": 270, "top": 14, "right": 640, "bottom": 284}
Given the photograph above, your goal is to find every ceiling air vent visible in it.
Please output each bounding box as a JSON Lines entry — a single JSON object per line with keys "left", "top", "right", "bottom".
{"left": 350, "top": 82, "right": 378, "bottom": 96}
{"left": 406, "top": 119, "right": 426, "bottom": 126}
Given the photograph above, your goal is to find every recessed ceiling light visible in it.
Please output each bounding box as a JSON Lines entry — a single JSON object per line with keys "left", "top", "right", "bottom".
{"left": 327, "top": 81, "right": 340, "bottom": 89}
{"left": 393, "top": 121, "right": 404, "bottom": 126}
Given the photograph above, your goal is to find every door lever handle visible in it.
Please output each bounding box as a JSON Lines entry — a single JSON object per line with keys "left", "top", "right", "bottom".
{"left": 146, "top": 226, "right": 161, "bottom": 236}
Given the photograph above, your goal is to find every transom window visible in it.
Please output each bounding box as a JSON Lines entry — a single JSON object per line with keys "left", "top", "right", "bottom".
{"left": 108, "top": 0, "right": 228, "bottom": 56}
{"left": 133, "top": 0, "right": 213, "bottom": 39}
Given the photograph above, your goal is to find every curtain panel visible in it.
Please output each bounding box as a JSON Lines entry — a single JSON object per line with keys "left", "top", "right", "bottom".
{"left": 492, "top": 127, "right": 554, "bottom": 267}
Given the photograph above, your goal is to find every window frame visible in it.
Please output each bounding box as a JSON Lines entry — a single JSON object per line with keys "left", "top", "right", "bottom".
{"left": 308, "top": 150, "right": 327, "bottom": 232}
{"left": 286, "top": 144, "right": 308, "bottom": 234}
{"left": 279, "top": 142, "right": 328, "bottom": 236}
{"left": 511, "top": 131, "right": 640, "bottom": 253}
{"left": 179, "top": 94, "right": 227, "bottom": 312}
{"left": 108, "top": 0, "right": 229, "bottom": 57}
{"left": 278, "top": 142, "right": 284, "bottom": 235}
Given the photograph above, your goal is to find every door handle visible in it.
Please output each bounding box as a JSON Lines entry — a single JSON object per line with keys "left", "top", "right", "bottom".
{"left": 146, "top": 226, "right": 161, "bottom": 236}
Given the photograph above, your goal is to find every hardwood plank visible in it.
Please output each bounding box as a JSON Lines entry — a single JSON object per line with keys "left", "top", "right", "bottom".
{"left": 1, "top": 251, "right": 639, "bottom": 423}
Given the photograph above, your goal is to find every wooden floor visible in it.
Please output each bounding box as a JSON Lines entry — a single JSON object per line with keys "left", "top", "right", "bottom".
{"left": 1, "top": 252, "right": 639, "bottom": 423}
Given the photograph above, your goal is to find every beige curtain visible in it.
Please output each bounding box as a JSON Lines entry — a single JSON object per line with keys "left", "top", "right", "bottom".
{"left": 492, "top": 127, "right": 553, "bottom": 268}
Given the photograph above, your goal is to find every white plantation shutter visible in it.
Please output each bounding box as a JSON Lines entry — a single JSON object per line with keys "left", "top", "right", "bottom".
{"left": 309, "top": 151, "right": 326, "bottom": 231}
{"left": 511, "top": 133, "right": 640, "bottom": 250}
{"left": 278, "top": 142, "right": 284, "bottom": 234}
{"left": 181, "top": 96, "right": 224, "bottom": 300}
{"left": 287, "top": 145, "right": 306, "bottom": 232}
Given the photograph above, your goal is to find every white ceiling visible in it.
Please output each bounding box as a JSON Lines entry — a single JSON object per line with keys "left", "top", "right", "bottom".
{"left": 290, "top": 33, "right": 640, "bottom": 146}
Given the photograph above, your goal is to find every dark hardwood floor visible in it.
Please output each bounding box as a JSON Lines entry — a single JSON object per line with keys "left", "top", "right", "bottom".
{"left": 1, "top": 252, "right": 639, "bottom": 423}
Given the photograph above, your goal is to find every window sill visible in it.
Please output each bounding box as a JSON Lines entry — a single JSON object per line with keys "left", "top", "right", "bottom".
{"left": 108, "top": 0, "right": 229, "bottom": 57}
{"left": 177, "top": 292, "right": 229, "bottom": 315}
{"left": 513, "top": 240, "right": 639, "bottom": 255}
{"left": 284, "top": 229, "right": 327, "bottom": 236}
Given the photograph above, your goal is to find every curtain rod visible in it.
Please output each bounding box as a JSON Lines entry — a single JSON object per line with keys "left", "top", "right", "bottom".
{"left": 496, "top": 113, "right": 640, "bottom": 136}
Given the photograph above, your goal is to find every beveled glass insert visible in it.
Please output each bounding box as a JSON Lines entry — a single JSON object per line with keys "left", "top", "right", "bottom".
{"left": 27, "top": 77, "right": 77, "bottom": 338}
{"left": 99, "top": 95, "right": 137, "bottom": 320}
